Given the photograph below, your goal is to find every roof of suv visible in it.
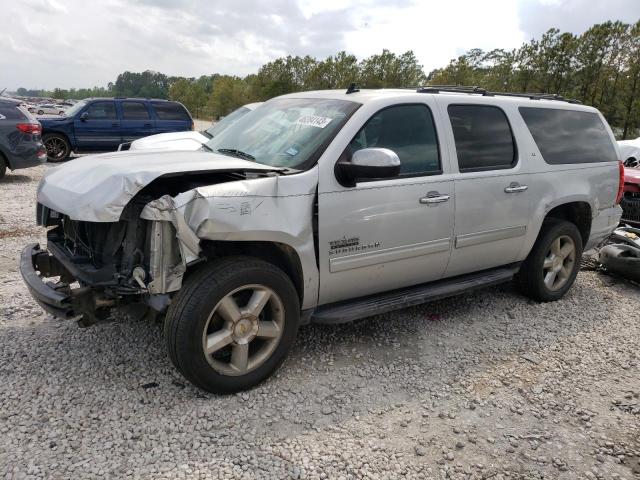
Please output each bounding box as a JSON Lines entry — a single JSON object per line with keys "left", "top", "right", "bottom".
{"left": 280, "top": 88, "right": 598, "bottom": 112}
{"left": 84, "top": 97, "right": 177, "bottom": 102}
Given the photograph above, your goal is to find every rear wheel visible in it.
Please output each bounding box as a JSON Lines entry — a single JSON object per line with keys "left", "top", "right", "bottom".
{"left": 37, "top": 110, "right": 44, "bottom": 115}
{"left": 0, "top": 155, "right": 6, "bottom": 179}
{"left": 164, "top": 257, "right": 300, "bottom": 394}
{"left": 516, "top": 219, "right": 583, "bottom": 301}
{"left": 43, "top": 133, "right": 71, "bottom": 162}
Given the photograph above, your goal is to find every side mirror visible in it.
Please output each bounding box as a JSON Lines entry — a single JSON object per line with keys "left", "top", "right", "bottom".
{"left": 335, "top": 148, "right": 401, "bottom": 187}
{"left": 80, "top": 111, "right": 89, "bottom": 121}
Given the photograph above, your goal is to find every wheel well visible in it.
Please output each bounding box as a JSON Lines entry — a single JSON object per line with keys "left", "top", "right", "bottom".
{"left": 43, "top": 131, "right": 70, "bottom": 143}
{"left": 198, "top": 240, "right": 305, "bottom": 303}
{"left": 0, "top": 150, "right": 9, "bottom": 169}
{"left": 544, "top": 202, "right": 591, "bottom": 245}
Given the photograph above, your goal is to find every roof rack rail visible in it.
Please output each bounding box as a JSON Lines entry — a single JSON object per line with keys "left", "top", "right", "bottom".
{"left": 345, "top": 83, "right": 360, "bottom": 94}
{"left": 416, "top": 85, "right": 581, "bottom": 104}
{"left": 417, "top": 85, "right": 487, "bottom": 94}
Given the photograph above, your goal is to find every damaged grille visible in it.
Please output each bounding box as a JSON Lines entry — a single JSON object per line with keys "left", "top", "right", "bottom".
{"left": 42, "top": 205, "right": 151, "bottom": 287}
{"left": 621, "top": 192, "right": 640, "bottom": 225}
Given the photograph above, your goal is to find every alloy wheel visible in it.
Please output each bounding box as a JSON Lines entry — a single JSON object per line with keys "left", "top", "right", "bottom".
{"left": 542, "top": 235, "right": 576, "bottom": 291}
{"left": 44, "top": 137, "right": 67, "bottom": 161}
{"left": 202, "top": 284, "right": 285, "bottom": 376}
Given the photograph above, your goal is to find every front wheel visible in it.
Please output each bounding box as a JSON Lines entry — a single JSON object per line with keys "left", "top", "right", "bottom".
{"left": 516, "top": 219, "right": 583, "bottom": 302}
{"left": 43, "top": 133, "right": 71, "bottom": 162}
{"left": 164, "top": 257, "right": 300, "bottom": 394}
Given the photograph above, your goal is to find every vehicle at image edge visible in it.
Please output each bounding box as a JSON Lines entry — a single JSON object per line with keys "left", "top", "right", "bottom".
{"left": 40, "top": 98, "right": 193, "bottom": 161}
{"left": 0, "top": 98, "right": 46, "bottom": 179}
{"left": 616, "top": 138, "right": 640, "bottom": 226}
{"left": 618, "top": 137, "right": 640, "bottom": 168}
{"left": 120, "top": 102, "right": 262, "bottom": 152}
{"left": 32, "top": 104, "right": 66, "bottom": 116}
{"left": 20, "top": 86, "right": 623, "bottom": 394}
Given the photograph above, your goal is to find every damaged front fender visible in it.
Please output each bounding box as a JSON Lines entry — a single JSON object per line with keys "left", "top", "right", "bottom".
{"left": 141, "top": 168, "right": 320, "bottom": 308}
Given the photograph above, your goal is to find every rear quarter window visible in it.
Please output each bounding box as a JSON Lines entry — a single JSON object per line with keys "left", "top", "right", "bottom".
{"left": 519, "top": 107, "right": 617, "bottom": 164}
{"left": 151, "top": 102, "right": 191, "bottom": 121}
{"left": 0, "top": 103, "right": 27, "bottom": 121}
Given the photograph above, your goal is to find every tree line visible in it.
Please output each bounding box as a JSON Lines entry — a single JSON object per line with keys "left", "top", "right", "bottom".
{"left": 430, "top": 20, "right": 640, "bottom": 139}
{"left": 16, "top": 20, "right": 640, "bottom": 138}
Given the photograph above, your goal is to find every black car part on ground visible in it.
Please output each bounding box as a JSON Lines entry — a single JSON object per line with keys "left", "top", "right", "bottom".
{"left": 599, "top": 244, "right": 640, "bottom": 283}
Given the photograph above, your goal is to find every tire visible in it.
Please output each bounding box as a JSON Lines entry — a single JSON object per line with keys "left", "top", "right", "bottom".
{"left": 43, "top": 133, "right": 71, "bottom": 162}
{"left": 164, "top": 256, "right": 300, "bottom": 394}
{"left": 58, "top": 111, "right": 65, "bottom": 116}
{"left": 37, "top": 110, "right": 44, "bottom": 115}
{"left": 0, "top": 155, "right": 6, "bottom": 180}
{"left": 516, "top": 219, "right": 583, "bottom": 302}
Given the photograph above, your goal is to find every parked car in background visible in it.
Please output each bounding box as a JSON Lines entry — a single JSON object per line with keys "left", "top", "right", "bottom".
{"left": 618, "top": 137, "right": 640, "bottom": 167}
{"left": 21, "top": 87, "right": 623, "bottom": 393}
{"left": 40, "top": 98, "right": 193, "bottom": 161}
{"left": 621, "top": 164, "right": 640, "bottom": 225}
{"left": 0, "top": 98, "right": 46, "bottom": 179}
{"left": 34, "top": 104, "right": 66, "bottom": 116}
{"left": 121, "top": 102, "right": 262, "bottom": 152}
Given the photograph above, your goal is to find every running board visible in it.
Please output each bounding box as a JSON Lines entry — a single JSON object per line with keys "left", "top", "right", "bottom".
{"left": 311, "top": 264, "right": 520, "bottom": 324}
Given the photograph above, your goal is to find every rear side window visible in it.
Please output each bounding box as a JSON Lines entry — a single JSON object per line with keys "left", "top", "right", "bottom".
{"left": 151, "top": 102, "right": 190, "bottom": 121}
{"left": 0, "top": 103, "right": 27, "bottom": 120}
{"left": 448, "top": 105, "right": 516, "bottom": 172}
{"left": 519, "top": 107, "right": 617, "bottom": 164}
{"left": 349, "top": 104, "right": 440, "bottom": 175}
{"left": 122, "top": 102, "right": 150, "bottom": 120}
{"left": 85, "top": 101, "right": 117, "bottom": 120}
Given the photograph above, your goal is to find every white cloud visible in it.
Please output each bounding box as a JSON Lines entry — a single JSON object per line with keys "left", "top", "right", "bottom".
{"left": 0, "top": 0, "right": 636, "bottom": 90}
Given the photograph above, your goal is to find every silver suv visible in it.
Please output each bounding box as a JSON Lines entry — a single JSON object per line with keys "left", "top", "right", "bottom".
{"left": 21, "top": 86, "right": 624, "bottom": 393}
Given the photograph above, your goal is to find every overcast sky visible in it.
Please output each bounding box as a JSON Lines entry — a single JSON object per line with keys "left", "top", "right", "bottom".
{"left": 1, "top": 0, "right": 638, "bottom": 90}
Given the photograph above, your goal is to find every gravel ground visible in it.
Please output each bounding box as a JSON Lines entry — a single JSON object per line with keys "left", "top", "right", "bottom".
{"left": 1, "top": 165, "right": 639, "bottom": 480}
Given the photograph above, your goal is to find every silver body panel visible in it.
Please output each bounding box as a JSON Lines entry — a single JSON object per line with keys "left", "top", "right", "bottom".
{"left": 35, "top": 89, "right": 622, "bottom": 312}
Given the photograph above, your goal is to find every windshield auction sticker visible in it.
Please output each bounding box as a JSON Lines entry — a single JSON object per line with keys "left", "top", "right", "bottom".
{"left": 296, "top": 115, "right": 332, "bottom": 128}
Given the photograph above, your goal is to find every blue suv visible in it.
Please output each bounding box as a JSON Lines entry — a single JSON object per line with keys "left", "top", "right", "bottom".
{"left": 40, "top": 98, "right": 193, "bottom": 161}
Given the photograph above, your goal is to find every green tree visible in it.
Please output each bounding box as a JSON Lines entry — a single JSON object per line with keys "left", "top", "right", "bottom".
{"left": 359, "top": 50, "right": 427, "bottom": 88}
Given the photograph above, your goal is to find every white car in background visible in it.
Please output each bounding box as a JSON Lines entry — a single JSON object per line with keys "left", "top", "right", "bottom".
{"left": 618, "top": 137, "right": 640, "bottom": 167}
{"left": 121, "top": 102, "right": 262, "bottom": 152}
{"left": 32, "top": 104, "right": 66, "bottom": 116}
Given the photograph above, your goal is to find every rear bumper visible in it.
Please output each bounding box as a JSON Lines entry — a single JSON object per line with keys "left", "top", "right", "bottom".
{"left": 585, "top": 205, "right": 623, "bottom": 250}
{"left": 6, "top": 148, "right": 47, "bottom": 170}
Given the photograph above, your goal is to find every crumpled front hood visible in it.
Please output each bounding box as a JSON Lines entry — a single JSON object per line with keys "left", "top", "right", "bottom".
{"left": 130, "top": 131, "right": 208, "bottom": 151}
{"left": 37, "top": 150, "right": 281, "bottom": 222}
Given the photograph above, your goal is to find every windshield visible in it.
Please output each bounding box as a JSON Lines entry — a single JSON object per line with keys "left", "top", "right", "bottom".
{"left": 204, "top": 98, "right": 359, "bottom": 170}
{"left": 205, "top": 106, "right": 251, "bottom": 137}
{"left": 64, "top": 100, "right": 87, "bottom": 117}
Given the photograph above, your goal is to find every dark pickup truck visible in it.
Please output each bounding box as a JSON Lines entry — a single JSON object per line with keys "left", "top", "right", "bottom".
{"left": 40, "top": 97, "right": 193, "bottom": 161}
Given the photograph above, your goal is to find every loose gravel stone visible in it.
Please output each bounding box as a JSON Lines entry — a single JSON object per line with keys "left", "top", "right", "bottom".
{"left": 0, "top": 165, "right": 639, "bottom": 479}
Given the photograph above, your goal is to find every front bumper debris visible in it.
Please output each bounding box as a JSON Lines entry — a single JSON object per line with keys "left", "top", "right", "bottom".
{"left": 19, "top": 243, "right": 113, "bottom": 324}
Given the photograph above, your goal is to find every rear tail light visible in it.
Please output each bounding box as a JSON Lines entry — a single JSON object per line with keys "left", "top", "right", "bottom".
{"left": 16, "top": 123, "right": 42, "bottom": 135}
{"left": 616, "top": 160, "right": 625, "bottom": 204}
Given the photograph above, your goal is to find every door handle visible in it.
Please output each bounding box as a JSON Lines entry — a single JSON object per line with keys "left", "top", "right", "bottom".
{"left": 419, "top": 192, "right": 451, "bottom": 204}
{"left": 144, "top": 123, "right": 152, "bottom": 127}
{"left": 111, "top": 123, "right": 120, "bottom": 127}
{"left": 504, "top": 183, "right": 528, "bottom": 193}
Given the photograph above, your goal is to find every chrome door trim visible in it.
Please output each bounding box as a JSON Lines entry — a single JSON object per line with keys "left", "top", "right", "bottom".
{"left": 329, "top": 238, "right": 451, "bottom": 273}
{"left": 455, "top": 225, "right": 527, "bottom": 249}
